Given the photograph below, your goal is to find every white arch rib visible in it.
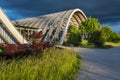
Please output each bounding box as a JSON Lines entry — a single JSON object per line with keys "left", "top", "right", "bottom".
{"left": 0, "top": 7, "right": 28, "bottom": 44}
{"left": 58, "top": 8, "right": 87, "bottom": 44}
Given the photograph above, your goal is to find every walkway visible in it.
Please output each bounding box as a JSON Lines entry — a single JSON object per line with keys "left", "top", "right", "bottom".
{"left": 74, "top": 47, "right": 120, "bottom": 80}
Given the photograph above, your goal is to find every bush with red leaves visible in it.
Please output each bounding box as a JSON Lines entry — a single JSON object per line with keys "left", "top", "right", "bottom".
{"left": 0, "top": 42, "right": 52, "bottom": 56}
{"left": 30, "top": 42, "right": 51, "bottom": 52}
{"left": 17, "top": 44, "right": 27, "bottom": 54}
{"left": 3, "top": 44, "right": 18, "bottom": 55}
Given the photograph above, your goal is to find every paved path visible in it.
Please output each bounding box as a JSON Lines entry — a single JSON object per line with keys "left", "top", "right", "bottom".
{"left": 73, "top": 47, "right": 120, "bottom": 80}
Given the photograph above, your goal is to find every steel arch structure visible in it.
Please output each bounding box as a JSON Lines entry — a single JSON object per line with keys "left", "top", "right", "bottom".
{"left": 0, "top": 8, "right": 28, "bottom": 44}
{"left": 13, "top": 8, "right": 87, "bottom": 45}
{"left": 0, "top": 8, "right": 87, "bottom": 45}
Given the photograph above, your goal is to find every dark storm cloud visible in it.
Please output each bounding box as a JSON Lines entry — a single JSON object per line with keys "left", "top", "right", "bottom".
{"left": 0, "top": 0, "right": 120, "bottom": 23}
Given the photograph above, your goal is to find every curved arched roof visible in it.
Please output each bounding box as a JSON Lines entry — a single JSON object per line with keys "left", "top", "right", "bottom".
{"left": 13, "top": 8, "right": 87, "bottom": 45}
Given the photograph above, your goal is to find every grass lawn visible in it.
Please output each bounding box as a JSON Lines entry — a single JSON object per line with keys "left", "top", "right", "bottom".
{"left": 0, "top": 48, "right": 81, "bottom": 80}
{"left": 105, "top": 42, "right": 120, "bottom": 47}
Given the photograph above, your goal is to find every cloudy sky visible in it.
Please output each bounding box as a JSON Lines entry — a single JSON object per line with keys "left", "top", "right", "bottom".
{"left": 0, "top": 0, "right": 120, "bottom": 33}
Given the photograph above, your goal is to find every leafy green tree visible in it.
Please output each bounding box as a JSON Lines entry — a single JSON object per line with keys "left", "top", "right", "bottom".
{"left": 67, "top": 26, "right": 82, "bottom": 46}
{"left": 81, "top": 17, "right": 100, "bottom": 34}
{"left": 80, "top": 17, "right": 107, "bottom": 47}
{"left": 101, "top": 26, "right": 113, "bottom": 41}
{"left": 88, "top": 30, "right": 105, "bottom": 47}
{"left": 109, "top": 32, "right": 120, "bottom": 43}
{"left": 101, "top": 26, "right": 120, "bottom": 43}
{"left": 80, "top": 17, "right": 100, "bottom": 42}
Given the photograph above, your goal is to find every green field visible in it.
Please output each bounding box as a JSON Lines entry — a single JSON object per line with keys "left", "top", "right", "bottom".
{"left": 0, "top": 48, "right": 81, "bottom": 80}
{"left": 105, "top": 42, "right": 120, "bottom": 47}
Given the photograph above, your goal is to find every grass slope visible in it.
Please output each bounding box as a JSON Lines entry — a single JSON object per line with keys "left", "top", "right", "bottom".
{"left": 105, "top": 42, "right": 120, "bottom": 47}
{"left": 0, "top": 48, "right": 81, "bottom": 80}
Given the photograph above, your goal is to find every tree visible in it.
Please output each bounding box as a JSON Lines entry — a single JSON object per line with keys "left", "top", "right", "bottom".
{"left": 80, "top": 17, "right": 100, "bottom": 41}
{"left": 109, "top": 32, "right": 120, "bottom": 43}
{"left": 81, "top": 17, "right": 100, "bottom": 34}
{"left": 101, "top": 26, "right": 120, "bottom": 43}
{"left": 101, "top": 26, "right": 113, "bottom": 42}
{"left": 67, "top": 26, "right": 82, "bottom": 46}
{"left": 80, "top": 17, "right": 107, "bottom": 47}
{"left": 88, "top": 30, "right": 105, "bottom": 47}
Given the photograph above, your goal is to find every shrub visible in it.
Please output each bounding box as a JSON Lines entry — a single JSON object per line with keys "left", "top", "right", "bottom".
{"left": 109, "top": 32, "right": 120, "bottom": 43}
{"left": 0, "top": 47, "right": 3, "bottom": 56}
{"left": 101, "top": 26, "right": 113, "bottom": 42}
{"left": 0, "top": 45, "right": 4, "bottom": 56}
{"left": 88, "top": 30, "right": 105, "bottom": 47}
{"left": 0, "top": 42, "right": 51, "bottom": 56}
{"left": 66, "top": 26, "right": 82, "bottom": 46}
{"left": 81, "top": 40, "right": 88, "bottom": 46}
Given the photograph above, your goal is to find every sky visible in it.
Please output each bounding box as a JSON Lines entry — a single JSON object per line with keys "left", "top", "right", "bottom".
{"left": 0, "top": 0, "right": 120, "bottom": 33}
